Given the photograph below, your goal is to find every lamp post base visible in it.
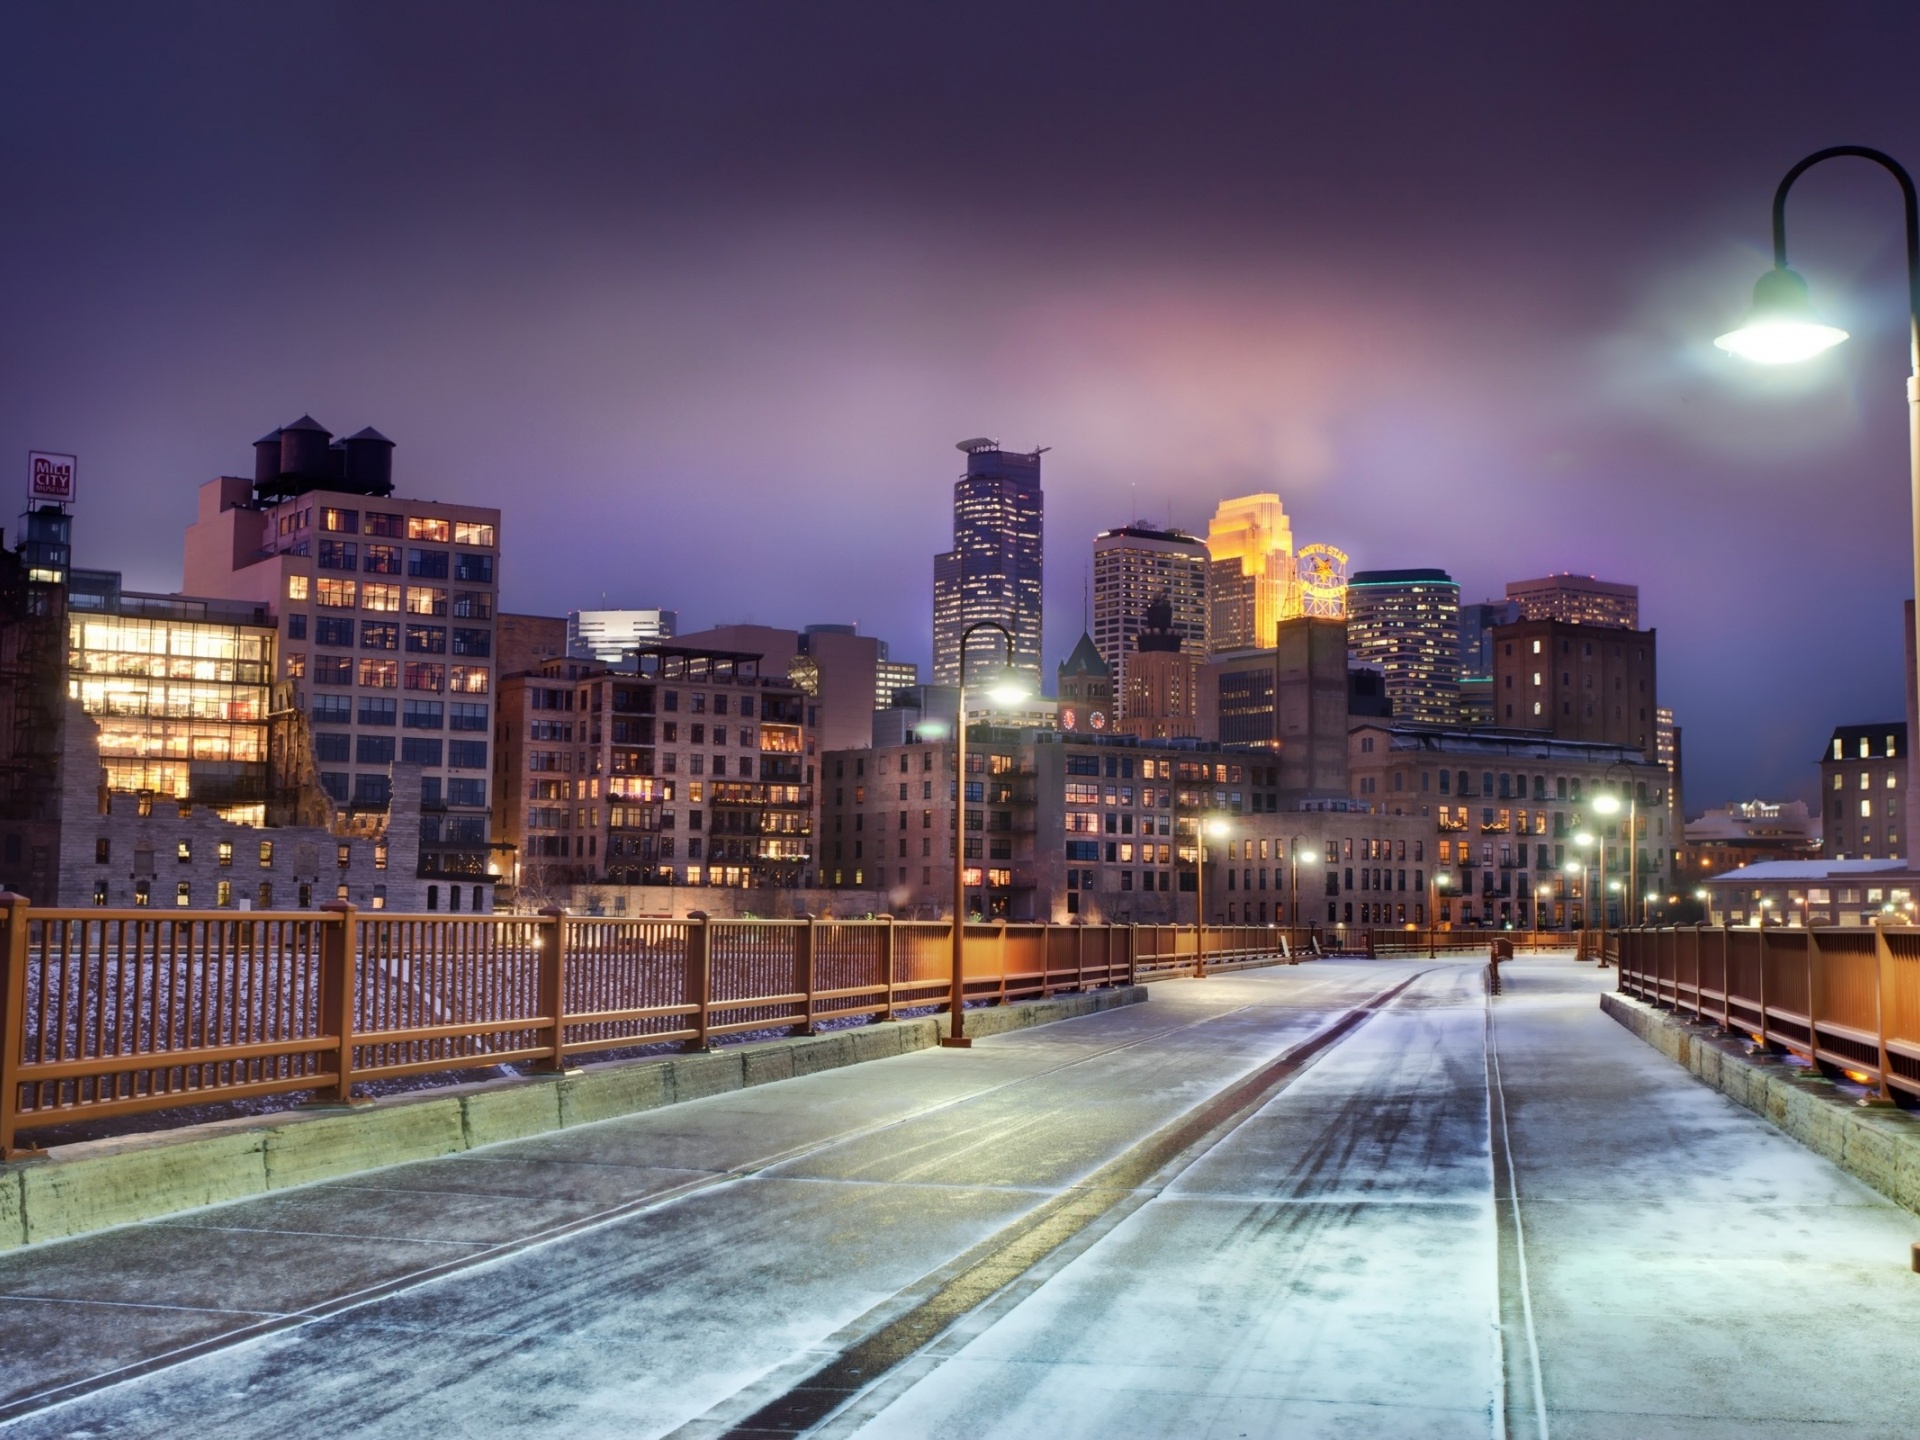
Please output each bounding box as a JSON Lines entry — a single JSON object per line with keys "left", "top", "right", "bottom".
{"left": 939, "top": 1035, "right": 974, "bottom": 1049}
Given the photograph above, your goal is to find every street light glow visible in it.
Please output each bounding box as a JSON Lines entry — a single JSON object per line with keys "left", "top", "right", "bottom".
{"left": 1592, "top": 794, "right": 1622, "bottom": 816}
{"left": 1204, "top": 816, "right": 1231, "bottom": 838}
{"left": 1715, "top": 268, "right": 1849, "bottom": 364}
{"left": 1573, "top": 832, "right": 1594, "bottom": 847}
{"left": 986, "top": 679, "right": 1031, "bottom": 707}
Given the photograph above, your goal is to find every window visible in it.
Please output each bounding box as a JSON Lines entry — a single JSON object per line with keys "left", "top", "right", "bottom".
{"left": 358, "top": 658, "right": 398, "bottom": 688}
{"left": 361, "top": 581, "right": 401, "bottom": 612}
{"left": 405, "top": 662, "right": 446, "bottom": 691}
{"left": 362, "top": 543, "right": 401, "bottom": 575}
{"left": 452, "top": 628, "right": 491, "bottom": 656}
{"left": 317, "top": 539, "right": 357, "bottom": 570}
{"left": 320, "top": 507, "right": 358, "bottom": 533}
{"left": 216, "top": 879, "right": 232, "bottom": 907}
{"left": 454, "top": 553, "right": 494, "bottom": 583}
{"left": 321, "top": 772, "right": 349, "bottom": 802}
{"left": 371, "top": 884, "right": 387, "bottom": 909}
{"left": 312, "top": 693, "right": 352, "bottom": 724}
{"left": 450, "top": 667, "right": 489, "bottom": 695}
{"left": 259, "top": 840, "right": 274, "bottom": 868}
{"left": 134, "top": 879, "right": 151, "bottom": 907}
{"left": 176, "top": 882, "right": 191, "bottom": 908}
{"left": 257, "top": 881, "right": 273, "bottom": 907}
{"left": 353, "top": 774, "right": 392, "bottom": 807}
{"left": 288, "top": 574, "right": 310, "bottom": 602}
{"left": 453, "top": 590, "right": 493, "bottom": 619}
{"left": 408, "top": 516, "right": 452, "bottom": 542}
{"left": 314, "top": 617, "right": 354, "bottom": 647}
{"left": 356, "top": 735, "right": 396, "bottom": 764}
{"left": 364, "top": 511, "right": 404, "bottom": 537}
{"left": 448, "top": 778, "right": 486, "bottom": 806}
{"left": 316, "top": 577, "right": 357, "bottom": 608}
{"left": 402, "top": 737, "right": 442, "bottom": 765}
{"left": 407, "top": 549, "right": 449, "bottom": 578}
{"left": 406, "top": 586, "right": 448, "bottom": 616}
{"left": 404, "top": 699, "right": 444, "bottom": 728}
{"left": 406, "top": 624, "right": 447, "bottom": 653}
{"left": 360, "top": 621, "right": 399, "bottom": 650}
{"left": 374, "top": 842, "right": 388, "bottom": 871}
{"left": 448, "top": 739, "right": 487, "bottom": 768}
{"left": 453, "top": 521, "right": 496, "bottom": 546}
{"left": 286, "top": 613, "right": 308, "bottom": 640}
{"left": 92, "top": 880, "right": 108, "bottom": 906}
{"left": 95, "top": 837, "right": 110, "bottom": 864}
{"left": 358, "top": 696, "right": 397, "bottom": 726}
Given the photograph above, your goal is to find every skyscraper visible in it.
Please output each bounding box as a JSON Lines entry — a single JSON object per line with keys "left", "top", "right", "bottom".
{"left": 1205, "top": 494, "right": 1295, "bottom": 651}
{"left": 1346, "top": 568, "right": 1461, "bottom": 725}
{"left": 932, "top": 440, "right": 1044, "bottom": 689}
{"left": 568, "top": 608, "right": 677, "bottom": 662}
{"left": 1091, "top": 524, "right": 1208, "bottom": 712}
{"left": 1506, "top": 574, "right": 1638, "bottom": 629}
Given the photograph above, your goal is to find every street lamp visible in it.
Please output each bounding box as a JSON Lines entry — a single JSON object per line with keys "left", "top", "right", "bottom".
{"left": 1601, "top": 765, "right": 1642, "bottom": 927}
{"left": 1591, "top": 794, "right": 1621, "bottom": 965}
{"left": 1429, "top": 870, "right": 1451, "bottom": 957}
{"left": 1283, "top": 837, "right": 1319, "bottom": 959}
{"left": 1563, "top": 857, "right": 1585, "bottom": 944}
{"left": 1695, "top": 887, "right": 1712, "bottom": 924}
{"left": 1196, "top": 815, "right": 1230, "bottom": 978}
{"left": 942, "top": 620, "right": 1029, "bottom": 1050}
{"left": 1718, "top": 147, "right": 1920, "bottom": 801}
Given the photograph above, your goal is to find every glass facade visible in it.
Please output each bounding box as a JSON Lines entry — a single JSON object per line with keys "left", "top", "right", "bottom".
{"left": 69, "top": 610, "right": 273, "bottom": 800}
{"left": 932, "top": 444, "right": 1044, "bottom": 688}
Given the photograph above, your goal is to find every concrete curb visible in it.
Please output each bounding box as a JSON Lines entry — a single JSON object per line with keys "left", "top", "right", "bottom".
{"left": 0, "top": 985, "right": 1148, "bottom": 1250}
{"left": 1601, "top": 990, "right": 1920, "bottom": 1215}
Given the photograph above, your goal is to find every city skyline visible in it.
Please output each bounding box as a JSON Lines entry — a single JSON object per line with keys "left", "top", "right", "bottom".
{"left": 6, "top": 5, "right": 1920, "bottom": 815}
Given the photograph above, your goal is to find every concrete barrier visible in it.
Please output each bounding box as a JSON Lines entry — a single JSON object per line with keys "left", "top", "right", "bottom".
{"left": 0, "top": 985, "right": 1149, "bottom": 1250}
{"left": 1602, "top": 990, "right": 1920, "bottom": 1216}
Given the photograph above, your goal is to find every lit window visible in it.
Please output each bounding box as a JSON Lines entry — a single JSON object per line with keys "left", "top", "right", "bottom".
{"left": 288, "top": 574, "right": 309, "bottom": 602}
{"left": 362, "top": 582, "right": 401, "bottom": 612}
{"left": 407, "top": 516, "right": 452, "bottom": 542}
{"left": 176, "top": 881, "right": 191, "bottom": 907}
{"left": 217, "top": 841, "right": 232, "bottom": 867}
{"left": 1862, "top": 799, "right": 1873, "bottom": 818}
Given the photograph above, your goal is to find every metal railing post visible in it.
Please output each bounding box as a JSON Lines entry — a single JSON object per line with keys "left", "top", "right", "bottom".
{"left": 1721, "top": 923, "right": 1733, "bottom": 1034}
{"left": 1805, "top": 928, "right": 1824, "bottom": 1071}
{"left": 685, "top": 916, "right": 712, "bottom": 1052}
{"left": 797, "top": 916, "right": 818, "bottom": 1034}
{"left": 1874, "top": 922, "right": 1897, "bottom": 1102}
{"left": 1755, "top": 922, "right": 1771, "bottom": 1051}
{"left": 534, "top": 907, "right": 570, "bottom": 1072}
{"left": 317, "top": 900, "right": 358, "bottom": 1103}
{"left": 880, "top": 917, "right": 897, "bottom": 1021}
{"left": 1126, "top": 923, "right": 1138, "bottom": 986}
{"left": 0, "top": 892, "right": 30, "bottom": 1158}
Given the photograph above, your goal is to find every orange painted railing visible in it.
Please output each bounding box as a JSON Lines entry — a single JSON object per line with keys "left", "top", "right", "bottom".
{"left": 0, "top": 896, "right": 1309, "bottom": 1154}
{"left": 1616, "top": 925, "right": 1920, "bottom": 1104}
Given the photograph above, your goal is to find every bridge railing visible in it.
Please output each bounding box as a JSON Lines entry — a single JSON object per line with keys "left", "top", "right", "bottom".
{"left": 0, "top": 896, "right": 1310, "bottom": 1152}
{"left": 1616, "top": 924, "right": 1920, "bottom": 1104}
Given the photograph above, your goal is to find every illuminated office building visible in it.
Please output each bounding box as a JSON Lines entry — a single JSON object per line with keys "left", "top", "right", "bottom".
{"left": 1205, "top": 495, "right": 1295, "bottom": 651}
{"left": 932, "top": 440, "right": 1045, "bottom": 690}
{"left": 184, "top": 416, "right": 503, "bottom": 892}
{"left": 1092, "top": 525, "right": 1208, "bottom": 711}
{"left": 1346, "top": 569, "right": 1461, "bottom": 726}
{"left": 1506, "top": 574, "right": 1638, "bottom": 629}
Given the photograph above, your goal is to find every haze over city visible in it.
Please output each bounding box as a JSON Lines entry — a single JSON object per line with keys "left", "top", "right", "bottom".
{"left": 3, "top": 4, "right": 1919, "bottom": 809}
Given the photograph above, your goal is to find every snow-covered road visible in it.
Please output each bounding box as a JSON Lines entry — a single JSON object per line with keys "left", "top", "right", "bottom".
{"left": 4, "top": 957, "right": 1916, "bottom": 1439}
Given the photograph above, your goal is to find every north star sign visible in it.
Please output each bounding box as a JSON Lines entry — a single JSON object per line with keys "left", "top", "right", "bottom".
{"left": 28, "top": 451, "right": 76, "bottom": 504}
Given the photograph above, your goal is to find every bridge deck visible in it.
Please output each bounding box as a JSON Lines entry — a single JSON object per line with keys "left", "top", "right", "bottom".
{"left": 1, "top": 957, "right": 1916, "bottom": 1437}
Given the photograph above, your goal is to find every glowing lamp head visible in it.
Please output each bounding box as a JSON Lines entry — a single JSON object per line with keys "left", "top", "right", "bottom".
{"left": 1574, "top": 832, "right": 1594, "bottom": 848}
{"left": 1563, "top": 862, "right": 1582, "bottom": 875}
{"left": 1714, "top": 266, "right": 1848, "bottom": 364}
{"left": 1592, "top": 794, "right": 1621, "bottom": 817}
{"left": 1204, "top": 817, "right": 1230, "bottom": 838}
{"left": 1435, "top": 873, "right": 1450, "bottom": 889}
{"left": 985, "top": 677, "right": 1031, "bottom": 708}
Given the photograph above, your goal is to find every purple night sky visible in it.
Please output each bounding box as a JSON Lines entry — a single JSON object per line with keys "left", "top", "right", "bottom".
{"left": 3, "top": 3, "right": 1919, "bottom": 812}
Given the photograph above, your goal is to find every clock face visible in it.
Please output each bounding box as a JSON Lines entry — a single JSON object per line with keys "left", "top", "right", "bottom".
{"left": 1060, "top": 707, "right": 1077, "bottom": 730}
{"left": 1090, "top": 711, "right": 1107, "bottom": 730}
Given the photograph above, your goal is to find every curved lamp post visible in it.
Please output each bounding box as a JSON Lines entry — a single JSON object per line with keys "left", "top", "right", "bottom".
{"left": 1430, "top": 870, "right": 1451, "bottom": 957}
{"left": 942, "top": 620, "right": 1029, "bottom": 1050}
{"left": 1717, "top": 148, "right": 1920, "bottom": 806}
{"left": 1564, "top": 855, "right": 1586, "bottom": 944}
{"left": 1196, "top": 814, "right": 1230, "bottom": 978}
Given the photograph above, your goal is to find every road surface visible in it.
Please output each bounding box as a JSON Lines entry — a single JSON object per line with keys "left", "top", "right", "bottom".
{"left": 2, "top": 956, "right": 1916, "bottom": 1438}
